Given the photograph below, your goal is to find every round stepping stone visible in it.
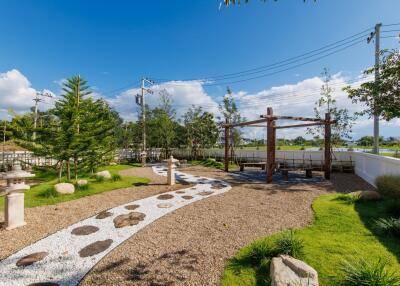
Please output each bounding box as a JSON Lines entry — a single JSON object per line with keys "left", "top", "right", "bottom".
{"left": 28, "top": 283, "right": 59, "bottom": 286}
{"left": 78, "top": 239, "right": 113, "bottom": 258}
{"left": 157, "top": 203, "right": 173, "bottom": 208}
{"left": 125, "top": 204, "right": 140, "bottom": 210}
{"left": 181, "top": 195, "right": 193, "bottom": 200}
{"left": 211, "top": 183, "right": 226, "bottom": 190}
{"left": 157, "top": 194, "right": 174, "bottom": 200}
{"left": 175, "top": 190, "right": 185, "bottom": 194}
{"left": 113, "top": 212, "right": 146, "bottom": 228}
{"left": 71, "top": 225, "right": 99, "bottom": 236}
{"left": 198, "top": 191, "right": 214, "bottom": 196}
{"left": 95, "top": 211, "right": 113, "bottom": 219}
{"left": 16, "top": 252, "right": 48, "bottom": 267}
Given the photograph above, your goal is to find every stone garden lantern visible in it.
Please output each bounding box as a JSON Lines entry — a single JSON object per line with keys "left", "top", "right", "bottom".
{"left": 166, "top": 156, "right": 179, "bottom": 186}
{"left": 1, "top": 162, "right": 34, "bottom": 230}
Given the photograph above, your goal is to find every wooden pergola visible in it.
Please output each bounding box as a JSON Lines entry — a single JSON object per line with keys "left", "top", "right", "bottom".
{"left": 223, "top": 107, "right": 336, "bottom": 184}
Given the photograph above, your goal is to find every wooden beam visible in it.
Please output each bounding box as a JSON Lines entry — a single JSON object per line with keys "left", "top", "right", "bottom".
{"left": 266, "top": 107, "right": 274, "bottom": 184}
{"left": 261, "top": 115, "right": 326, "bottom": 122}
{"left": 274, "top": 122, "right": 325, "bottom": 129}
{"left": 324, "top": 113, "right": 331, "bottom": 180}
{"left": 224, "top": 119, "right": 229, "bottom": 172}
{"left": 224, "top": 118, "right": 268, "bottom": 128}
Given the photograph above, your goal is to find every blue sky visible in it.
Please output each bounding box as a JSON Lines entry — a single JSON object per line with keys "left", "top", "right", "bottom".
{"left": 0, "top": 0, "right": 399, "bottom": 139}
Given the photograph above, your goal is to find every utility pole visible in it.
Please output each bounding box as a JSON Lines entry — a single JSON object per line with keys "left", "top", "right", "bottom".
{"left": 367, "top": 23, "right": 382, "bottom": 155}
{"left": 33, "top": 91, "right": 52, "bottom": 140}
{"left": 136, "top": 78, "right": 153, "bottom": 166}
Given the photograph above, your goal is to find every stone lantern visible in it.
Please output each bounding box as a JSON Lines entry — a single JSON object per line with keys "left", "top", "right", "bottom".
{"left": 1, "top": 162, "right": 34, "bottom": 230}
{"left": 166, "top": 156, "right": 179, "bottom": 186}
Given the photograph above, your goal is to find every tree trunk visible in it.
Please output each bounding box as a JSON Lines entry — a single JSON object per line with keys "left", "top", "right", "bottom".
{"left": 74, "top": 156, "right": 78, "bottom": 181}
{"left": 58, "top": 160, "right": 63, "bottom": 182}
{"left": 66, "top": 160, "right": 71, "bottom": 181}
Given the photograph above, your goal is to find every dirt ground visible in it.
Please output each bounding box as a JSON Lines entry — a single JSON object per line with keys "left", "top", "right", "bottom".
{"left": 0, "top": 166, "right": 373, "bottom": 286}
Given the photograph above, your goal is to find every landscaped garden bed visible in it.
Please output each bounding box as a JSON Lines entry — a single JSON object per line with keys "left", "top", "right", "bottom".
{"left": 220, "top": 193, "right": 400, "bottom": 285}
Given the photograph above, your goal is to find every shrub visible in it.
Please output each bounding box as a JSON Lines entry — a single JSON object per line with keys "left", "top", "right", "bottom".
{"left": 385, "top": 201, "right": 400, "bottom": 218}
{"left": 112, "top": 174, "right": 122, "bottom": 181}
{"left": 76, "top": 183, "right": 89, "bottom": 191}
{"left": 335, "top": 194, "right": 361, "bottom": 204}
{"left": 94, "top": 175, "right": 105, "bottom": 183}
{"left": 39, "top": 187, "right": 59, "bottom": 198}
{"left": 247, "top": 240, "right": 277, "bottom": 266}
{"left": 275, "top": 230, "right": 304, "bottom": 258}
{"left": 375, "top": 218, "right": 400, "bottom": 237}
{"left": 376, "top": 175, "right": 400, "bottom": 198}
{"left": 340, "top": 258, "right": 400, "bottom": 286}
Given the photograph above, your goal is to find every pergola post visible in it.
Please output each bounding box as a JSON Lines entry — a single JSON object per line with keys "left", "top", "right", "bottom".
{"left": 324, "top": 113, "right": 331, "bottom": 180}
{"left": 224, "top": 118, "right": 229, "bottom": 172}
{"left": 266, "top": 107, "right": 274, "bottom": 184}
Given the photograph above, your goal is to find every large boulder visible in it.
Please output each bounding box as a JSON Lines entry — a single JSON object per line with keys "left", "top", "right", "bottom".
{"left": 349, "top": 190, "right": 382, "bottom": 201}
{"left": 54, "top": 183, "right": 75, "bottom": 195}
{"left": 95, "top": 170, "right": 111, "bottom": 179}
{"left": 270, "top": 255, "right": 319, "bottom": 286}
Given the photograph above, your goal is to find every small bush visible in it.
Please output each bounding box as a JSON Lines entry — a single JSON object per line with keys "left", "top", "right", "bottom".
{"left": 375, "top": 218, "right": 400, "bottom": 237}
{"left": 376, "top": 175, "right": 400, "bottom": 198}
{"left": 385, "top": 201, "right": 400, "bottom": 218}
{"left": 335, "top": 194, "right": 361, "bottom": 204}
{"left": 39, "top": 187, "right": 59, "bottom": 198}
{"left": 94, "top": 175, "right": 105, "bottom": 183}
{"left": 76, "top": 184, "right": 89, "bottom": 191}
{"left": 275, "top": 230, "right": 304, "bottom": 258}
{"left": 112, "top": 174, "right": 122, "bottom": 181}
{"left": 340, "top": 258, "right": 400, "bottom": 286}
{"left": 247, "top": 241, "right": 277, "bottom": 266}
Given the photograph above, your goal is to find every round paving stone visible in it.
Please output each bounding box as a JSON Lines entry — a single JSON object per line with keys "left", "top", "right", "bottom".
{"left": 71, "top": 225, "right": 99, "bottom": 236}
{"left": 113, "top": 212, "right": 146, "bottom": 228}
{"left": 78, "top": 239, "right": 113, "bottom": 258}
{"left": 211, "top": 183, "right": 226, "bottom": 190}
{"left": 125, "top": 204, "right": 140, "bottom": 210}
{"left": 157, "top": 203, "right": 173, "bottom": 208}
{"left": 157, "top": 194, "right": 174, "bottom": 200}
{"left": 198, "top": 191, "right": 214, "bottom": 196}
{"left": 95, "top": 211, "right": 113, "bottom": 219}
{"left": 16, "top": 252, "right": 48, "bottom": 267}
{"left": 175, "top": 190, "right": 185, "bottom": 194}
{"left": 181, "top": 195, "right": 193, "bottom": 200}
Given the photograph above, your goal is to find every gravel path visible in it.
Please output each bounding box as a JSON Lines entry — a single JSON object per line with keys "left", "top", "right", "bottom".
{"left": 0, "top": 166, "right": 231, "bottom": 286}
{"left": 80, "top": 166, "right": 335, "bottom": 286}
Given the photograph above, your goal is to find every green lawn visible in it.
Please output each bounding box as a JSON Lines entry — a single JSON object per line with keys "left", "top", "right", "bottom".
{"left": 0, "top": 164, "right": 149, "bottom": 211}
{"left": 190, "top": 159, "right": 239, "bottom": 170}
{"left": 220, "top": 194, "right": 400, "bottom": 286}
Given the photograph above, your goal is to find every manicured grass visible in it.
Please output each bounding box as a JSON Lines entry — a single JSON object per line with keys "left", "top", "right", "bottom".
{"left": 220, "top": 194, "right": 400, "bottom": 286}
{"left": 0, "top": 164, "right": 149, "bottom": 211}
{"left": 190, "top": 159, "right": 239, "bottom": 170}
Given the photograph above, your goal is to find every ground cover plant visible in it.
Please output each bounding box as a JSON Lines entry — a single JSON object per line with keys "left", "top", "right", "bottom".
{"left": 0, "top": 164, "right": 149, "bottom": 211}
{"left": 190, "top": 158, "right": 238, "bottom": 170}
{"left": 220, "top": 194, "right": 400, "bottom": 286}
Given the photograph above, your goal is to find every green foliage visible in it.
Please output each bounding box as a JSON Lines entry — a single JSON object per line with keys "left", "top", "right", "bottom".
{"left": 335, "top": 193, "right": 361, "bottom": 204}
{"left": 344, "top": 49, "right": 400, "bottom": 121}
{"left": 385, "top": 201, "right": 400, "bottom": 218}
{"left": 94, "top": 175, "right": 105, "bottom": 182}
{"left": 275, "top": 230, "right": 304, "bottom": 258}
{"left": 75, "top": 183, "right": 89, "bottom": 191}
{"left": 221, "top": 195, "right": 400, "bottom": 286}
{"left": 112, "top": 174, "right": 122, "bottom": 181}
{"left": 376, "top": 175, "right": 400, "bottom": 198}
{"left": 375, "top": 218, "right": 400, "bottom": 237}
{"left": 340, "top": 258, "right": 400, "bottom": 286}
{"left": 247, "top": 241, "right": 277, "bottom": 266}
{"left": 38, "top": 187, "right": 59, "bottom": 198}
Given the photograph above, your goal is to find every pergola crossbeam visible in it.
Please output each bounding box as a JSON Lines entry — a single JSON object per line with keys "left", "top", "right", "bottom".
{"left": 224, "top": 118, "right": 268, "bottom": 128}
{"left": 260, "top": 115, "right": 325, "bottom": 122}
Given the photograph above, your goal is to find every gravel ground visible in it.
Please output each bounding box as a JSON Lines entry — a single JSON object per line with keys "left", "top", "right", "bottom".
{"left": 0, "top": 167, "right": 183, "bottom": 260}
{"left": 79, "top": 167, "right": 371, "bottom": 286}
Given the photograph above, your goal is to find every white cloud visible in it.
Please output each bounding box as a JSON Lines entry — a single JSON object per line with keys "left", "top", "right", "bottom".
{"left": 0, "top": 69, "right": 57, "bottom": 119}
{"left": 108, "top": 80, "right": 219, "bottom": 121}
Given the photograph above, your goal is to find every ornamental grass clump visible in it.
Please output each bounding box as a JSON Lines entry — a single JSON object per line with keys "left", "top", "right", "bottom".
{"left": 335, "top": 193, "right": 361, "bottom": 204}
{"left": 340, "top": 258, "right": 400, "bottom": 286}
{"left": 376, "top": 175, "right": 400, "bottom": 198}
{"left": 375, "top": 217, "right": 400, "bottom": 237}
{"left": 94, "top": 175, "right": 105, "bottom": 183}
{"left": 247, "top": 240, "right": 277, "bottom": 266}
{"left": 275, "top": 230, "right": 304, "bottom": 258}
{"left": 112, "top": 174, "right": 122, "bottom": 181}
{"left": 39, "top": 187, "right": 59, "bottom": 198}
